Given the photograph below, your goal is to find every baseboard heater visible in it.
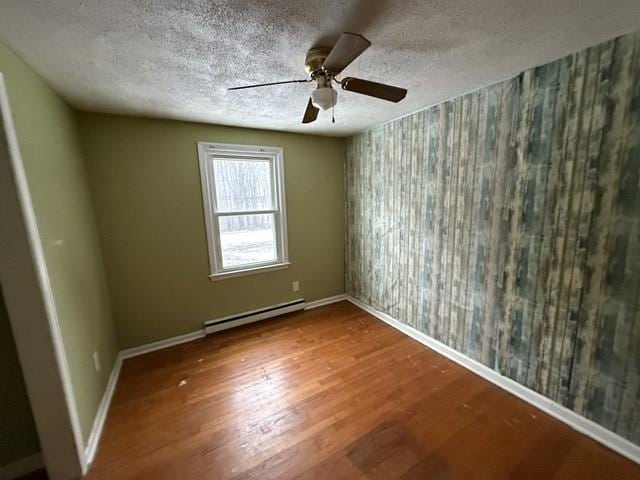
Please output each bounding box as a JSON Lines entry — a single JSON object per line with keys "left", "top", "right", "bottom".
{"left": 204, "top": 298, "right": 306, "bottom": 334}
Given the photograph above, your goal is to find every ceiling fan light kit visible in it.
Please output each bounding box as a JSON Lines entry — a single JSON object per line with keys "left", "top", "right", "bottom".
{"left": 228, "top": 32, "right": 407, "bottom": 125}
{"left": 310, "top": 74, "right": 337, "bottom": 110}
{"left": 311, "top": 87, "right": 337, "bottom": 110}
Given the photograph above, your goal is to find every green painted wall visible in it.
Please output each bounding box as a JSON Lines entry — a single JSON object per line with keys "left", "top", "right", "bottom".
{"left": 77, "top": 113, "right": 345, "bottom": 349}
{"left": 0, "top": 40, "right": 119, "bottom": 445}
{"left": 346, "top": 30, "right": 640, "bottom": 445}
{"left": 0, "top": 287, "right": 40, "bottom": 466}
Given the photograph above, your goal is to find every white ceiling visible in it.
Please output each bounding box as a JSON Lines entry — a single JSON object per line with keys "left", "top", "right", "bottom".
{"left": 1, "top": 1, "right": 639, "bottom": 137}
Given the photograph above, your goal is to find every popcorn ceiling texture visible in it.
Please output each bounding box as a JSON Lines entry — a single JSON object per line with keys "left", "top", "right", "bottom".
{"left": 1, "top": 0, "right": 640, "bottom": 136}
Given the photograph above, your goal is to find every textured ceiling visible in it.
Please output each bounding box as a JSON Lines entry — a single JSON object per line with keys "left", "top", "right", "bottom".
{"left": 1, "top": 1, "right": 640, "bottom": 137}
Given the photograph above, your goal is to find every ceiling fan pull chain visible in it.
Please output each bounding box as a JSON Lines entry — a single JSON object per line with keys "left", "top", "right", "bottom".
{"left": 332, "top": 101, "right": 335, "bottom": 123}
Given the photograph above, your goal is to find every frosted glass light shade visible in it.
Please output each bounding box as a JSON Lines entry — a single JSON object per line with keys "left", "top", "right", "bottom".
{"left": 311, "top": 87, "right": 338, "bottom": 110}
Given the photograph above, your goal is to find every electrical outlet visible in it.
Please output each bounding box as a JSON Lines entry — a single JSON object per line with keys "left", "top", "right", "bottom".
{"left": 292, "top": 281, "right": 300, "bottom": 292}
{"left": 93, "top": 351, "right": 101, "bottom": 372}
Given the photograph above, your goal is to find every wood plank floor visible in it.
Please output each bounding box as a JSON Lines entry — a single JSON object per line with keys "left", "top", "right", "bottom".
{"left": 85, "top": 301, "right": 640, "bottom": 479}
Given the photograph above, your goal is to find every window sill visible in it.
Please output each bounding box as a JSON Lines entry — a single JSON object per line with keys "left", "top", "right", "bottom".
{"left": 208, "top": 262, "right": 290, "bottom": 281}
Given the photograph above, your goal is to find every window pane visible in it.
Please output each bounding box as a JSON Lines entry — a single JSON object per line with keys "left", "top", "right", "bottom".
{"left": 218, "top": 214, "right": 277, "bottom": 268}
{"left": 213, "top": 158, "right": 273, "bottom": 212}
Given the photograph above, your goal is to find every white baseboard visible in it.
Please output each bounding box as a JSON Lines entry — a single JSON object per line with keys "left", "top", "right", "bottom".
{"left": 84, "top": 354, "right": 122, "bottom": 468}
{"left": 346, "top": 295, "right": 640, "bottom": 465}
{"left": 120, "top": 330, "right": 206, "bottom": 360}
{"left": 119, "top": 295, "right": 347, "bottom": 358}
{"left": 304, "top": 293, "right": 347, "bottom": 310}
{"left": 83, "top": 330, "right": 206, "bottom": 469}
{"left": 0, "top": 453, "right": 43, "bottom": 480}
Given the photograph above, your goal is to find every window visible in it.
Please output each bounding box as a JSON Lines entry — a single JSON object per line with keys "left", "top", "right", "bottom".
{"left": 198, "top": 142, "right": 289, "bottom": 279}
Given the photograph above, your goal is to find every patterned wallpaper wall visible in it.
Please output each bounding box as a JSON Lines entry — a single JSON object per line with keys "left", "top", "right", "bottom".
{"left": 346, "top": 30, "right": 640, "bottom": 444}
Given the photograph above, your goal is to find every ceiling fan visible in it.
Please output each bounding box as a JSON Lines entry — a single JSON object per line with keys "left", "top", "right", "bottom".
{"left": 228, "top": 33, "right": 407, "bottom": 124}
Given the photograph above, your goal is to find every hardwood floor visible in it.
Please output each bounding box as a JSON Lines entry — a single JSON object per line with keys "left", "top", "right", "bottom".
{"left": 85, "top": 301, "right": 640, "bottom": 479}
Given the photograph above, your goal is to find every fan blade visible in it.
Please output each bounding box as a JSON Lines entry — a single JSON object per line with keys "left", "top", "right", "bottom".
{"left": 228, "top": 79, "right": 310, "bottom": 90}
{"left": 340, "top": 77, "right": 407, "bottom": 102}
{"left": 302, "top": 98, "right": 319, "bottom": 124}
{"left": 322, "top": 33, "right": 371, "bottom": 75}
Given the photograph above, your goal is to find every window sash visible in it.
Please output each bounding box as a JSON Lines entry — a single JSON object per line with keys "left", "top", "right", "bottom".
{"left": 211, "top": 154, "right": 277, "bottom": 213}
{"left": 212, "top": 211, "right": 283, "bottom": 272}
{"left": 197, "top": 142, "right": 289, "bottom": 278}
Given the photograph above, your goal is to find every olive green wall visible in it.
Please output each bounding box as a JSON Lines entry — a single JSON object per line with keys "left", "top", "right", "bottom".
{"left": 0, "top": 287, "right": 40, "bottom": 466}
{"left": 77, "top": 113, "right": 345, "bottom": 349}
{"left": 0, "top": 40, "right": 119, "bottom": 446}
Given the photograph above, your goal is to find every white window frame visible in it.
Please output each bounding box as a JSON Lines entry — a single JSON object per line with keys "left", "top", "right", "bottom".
{"left": 197, "top": 142, "right": 289, "bottom": 280}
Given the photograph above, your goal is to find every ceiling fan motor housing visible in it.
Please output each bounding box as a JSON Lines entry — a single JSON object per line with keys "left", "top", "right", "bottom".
{"left": 304, "top": 46, "right": 332, "bottom": 75}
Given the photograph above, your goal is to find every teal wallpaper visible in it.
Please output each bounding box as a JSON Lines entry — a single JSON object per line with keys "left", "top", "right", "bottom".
{"left": 346, "top": 30, "right": 640, "bottom": 444}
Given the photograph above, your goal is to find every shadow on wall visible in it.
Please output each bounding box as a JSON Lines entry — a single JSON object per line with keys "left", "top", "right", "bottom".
{"left": 0, "top": 285, "right": 40, "bottom": 468}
